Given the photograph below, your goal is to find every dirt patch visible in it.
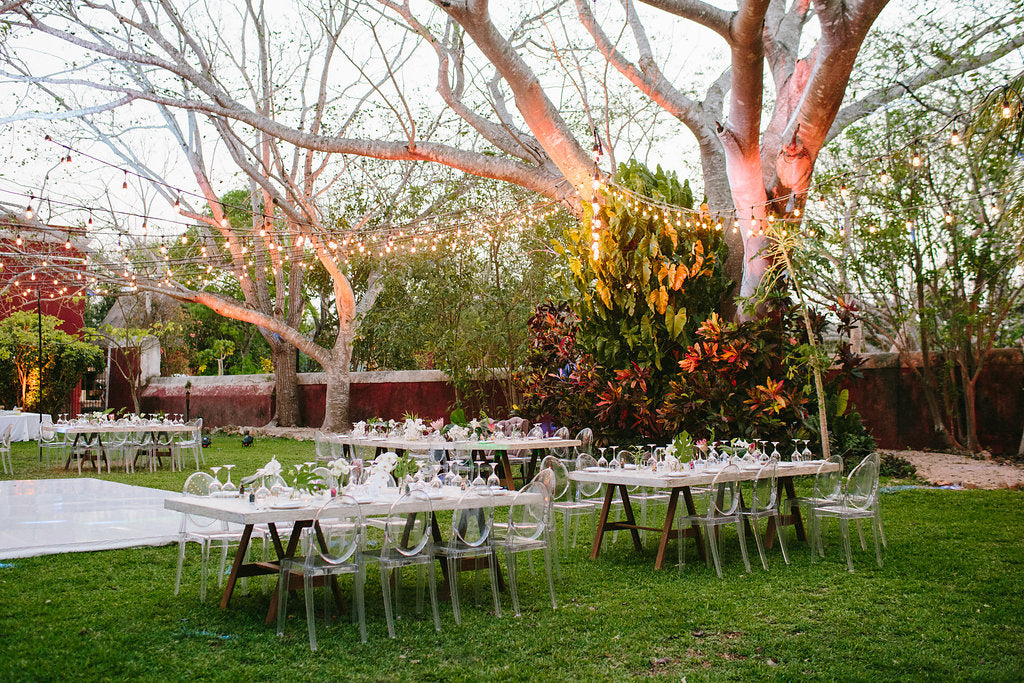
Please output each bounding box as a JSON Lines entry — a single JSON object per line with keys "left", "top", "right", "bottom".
{"left": 888, "top": 450, "right": 1024, "bottom": 490}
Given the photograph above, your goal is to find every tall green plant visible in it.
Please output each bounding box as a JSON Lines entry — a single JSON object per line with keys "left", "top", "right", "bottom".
{"left": 558, "top": 160, "right": 731, "bottom": 383}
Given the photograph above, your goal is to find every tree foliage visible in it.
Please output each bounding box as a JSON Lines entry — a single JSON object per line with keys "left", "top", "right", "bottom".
{"left": 0, "top": 311, "right": 101, "bottom": 414}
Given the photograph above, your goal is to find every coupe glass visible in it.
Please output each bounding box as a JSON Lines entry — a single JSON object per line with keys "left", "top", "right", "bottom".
{"left": 221, "top": 464, "right": 237, "bottom": 492}
{"left": 209, "top": 466, "right": 223, "bottom": 493}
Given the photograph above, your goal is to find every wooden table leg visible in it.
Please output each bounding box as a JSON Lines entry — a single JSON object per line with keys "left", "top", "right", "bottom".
{"left": 617, "top": 486, "right": 644, "bottom": 554}
{"left": 683, "top": 487, "right": 707, "bottom": 563}
{"left": 590, "top": 485, "right": 616, "bottom": 559}
{"left": 220, "top": 524, "right": 254, "bottom": 609}
{"left": 783, "top": 477, "right": 806, "bottom": 541}
{"left": 654, "top": 489, "right": 680, "bottom": 570}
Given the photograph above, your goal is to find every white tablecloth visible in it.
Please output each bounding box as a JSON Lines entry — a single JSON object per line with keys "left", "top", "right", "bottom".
{"left": 0, "top": 412, "right": 51, "bottom": 441}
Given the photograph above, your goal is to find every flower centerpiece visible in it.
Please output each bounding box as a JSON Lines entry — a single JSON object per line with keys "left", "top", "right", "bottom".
{"left": 327, "top": 458, "right": 351, "bottom": 488}
{"left": 666, "top": 431, "right": 695, "bottom": 463}
{"left": 402, "top": 414, "right": 427, "bottom": 440}
{"left": 288, "top": 462, "right": 326, "bottom": 495}
{"left": 351, "top": 420, "right": 367, "bottom": 437}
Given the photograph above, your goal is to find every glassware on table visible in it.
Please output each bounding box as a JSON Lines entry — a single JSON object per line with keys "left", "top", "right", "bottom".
{"left": 221, "top": 464, "right": 237, "bottom": 492}
{"left": 770, "top": 441, "right": 781, "bottom": 461}
{"left": 486, "top": 462, "right": 501, "bottom": 488}
{"left": 596, "top": 447, "right": 608, "bottom": 468}
{"left": 471, "top": 460, "right": 486, "bottom": 488}
{"left": 255, "top": 477, "right": 271, "bottom": 506}
{"left": 801, "top": 439, "right": 813, "bottom": 461}
{"left": 791, "top": 440, "right": 802, "bottom": 462}
{"left": 209, "top": 466, "right": 223, "bottom": 493}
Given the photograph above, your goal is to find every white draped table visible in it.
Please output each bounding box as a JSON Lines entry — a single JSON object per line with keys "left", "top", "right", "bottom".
{"left": 0, "top": 411, "right": 50, "bottom": 441}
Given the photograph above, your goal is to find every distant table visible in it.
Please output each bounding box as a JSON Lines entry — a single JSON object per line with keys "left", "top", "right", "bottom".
{"left": 569, "top": 461, "right": 838, "bottom": 570}
{"left": 57, "top": 422, "right": 195, "bottom": 470}
{"left": 332, "top": 435, "right": 580, "bottom": 489}
{"left": 0, "top": 411, "right": 49, "bottom": 441}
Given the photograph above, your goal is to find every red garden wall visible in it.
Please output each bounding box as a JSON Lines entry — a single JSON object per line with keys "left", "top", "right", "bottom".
{"left": 127, "top": 352, "right": 1023, "bottom": 453}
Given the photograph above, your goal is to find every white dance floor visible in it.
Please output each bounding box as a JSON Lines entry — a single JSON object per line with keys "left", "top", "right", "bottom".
{"left": 0, "top": 478, "right": 181, "bottom": 559}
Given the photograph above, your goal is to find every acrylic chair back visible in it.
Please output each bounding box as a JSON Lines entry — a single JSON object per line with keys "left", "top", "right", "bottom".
{"left": 709, "top": 463, "right": 743, "bottom": 517}
{"left": 384, "top": 489, "right": 432, "bottom": 558}
{"left": 527, "top": 424, "right": 545, "bottom": 439}
{"left": 574, "top": 428, "right": 594, "bottom": 456}
{"left": 845, "top": 452, "right": 880, "bottom": 512}
{"left": 539, "top": 455, "right": 571, "bottom": 501}
{"left": 312, "top": 495, "right": 363, "bottom": 566}
{"left": 1, "top": 423, "right": 12, "bottom": 447}
{"left": 313, "top": 431, "right": 330, "bottom": 460}
{"left": 509, "top": 479, "right": 550, "bottom": 542}
{"left": 814, "top": 454, "right": 844, "bottom": 501}
{"left": 181, "top": 471, "right": 219, "bottom": 530}
{"left": 750, "top": 459, "right": 779, "bottom": 513}
{"left": 574, "top": 454, "right": 602, "bottom": 498}
{"left": 450, "top": 487, "right": 495, "bottom": 547}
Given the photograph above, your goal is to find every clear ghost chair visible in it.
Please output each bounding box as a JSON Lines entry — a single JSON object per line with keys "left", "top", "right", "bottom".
{"left": 811, "top": 452, "right": 884, "bottom": 572}
{"left": 432, "top": 487, "right": 502, "bottom": 624}
{"left": 0, "top": 423, "right": 12, "bottom": 475}
{"left": 573, "top": 428, "right": 595, "bottom": 458}
{"left": 313, "top": 430, "right": 331, "bottom": 463}
{"left": 787, "top": 453, "right": 844, "bottom": 544}
{"left": 361, "top": 489, "right": 441, "bottom": 638}
{"left": 174, "top": 419, "right": 204, "bottom": 471}
{"left": 277, "top": 495, "right": 367, "bottom": 650}
{"left": 38, "top": 422, "right": 67, "bottom": 468}
{"left": 174, "top": 471, "right": 248, "bottom": 602}
{"left": 494, "top": 474, "right": 558, "bottom": 617}
{"left": 738, "top": 458, "right": 789, "bottom": 570}
{"left": 541, "top": 455, "right": 595, "bottom": 550}
{"left": 676, "top": 462, "right": 751, "bottom": 577}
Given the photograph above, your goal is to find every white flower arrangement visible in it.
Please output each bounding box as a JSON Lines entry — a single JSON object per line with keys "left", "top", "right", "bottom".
{"left": 351, "top": 421, "right": 367, "bottom": 437}
{"left": 372, "top": 451, "right": 400, "bottom": 474}
{"left": 328, "top": 458, "right": 350, "bottom": 479}
{"left": 446, "top": 425, "right": 470, "bottom": 442}
{"left": 262, "top": 456, "right": 282, "bottom": 477}
{"left": 403, "top": 417, "right": 426, "bottom": 440}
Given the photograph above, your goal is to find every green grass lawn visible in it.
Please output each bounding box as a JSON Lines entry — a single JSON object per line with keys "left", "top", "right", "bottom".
{"left": 1, "top": 438, "right": 1022, "bottom": 681}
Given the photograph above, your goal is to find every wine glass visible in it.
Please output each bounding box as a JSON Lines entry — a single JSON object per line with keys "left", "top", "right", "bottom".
{"left": 255, "top": 477, "right": 271, "bottom": 506}
{"left": 486, "top": 462, "right": 501, "bottom": 488}
{"left": 801, "top": 439, "right": 813, "bottom": 461}
{"left": 609, "top": 449, "right": 621, "bottom": 470}
{"left": 209, "top": 466, "right": 223, "bottom": 493}
{"left": 222, "top": 464, "right": 237, "bottom": 492}
{"left": 471, "top": 459, "right": 486, "bottom": 488}
{"left": 791, "top": 440, "right": 802, "bottom": 462}
{"left": 596, "top": 447, "right": 608, "bottom": 468}
{"left": 770, "top": 441, "right": 781, "bottom": 461}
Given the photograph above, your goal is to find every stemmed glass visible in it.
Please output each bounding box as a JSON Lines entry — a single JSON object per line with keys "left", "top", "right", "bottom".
{"left": 209, "top": 466, "right": 223, "bottom": 493}
{"left": 596, "top": 447, "right": 608, "bottom": 468}
{"left": 255, "top": 477, "right": 271, "bottom": 506}
{"left": 801, "top": 439, "right": 813, "bottom": 461}
{"left": 222, "top": 464, "right": 237, "bottom": 493}
{"left": 770, "top": 441, "right": 781, "bottom": 461}
{"left": 471, "top": 459, "right": 486, "bottom": 488}
{"left": 791, "top": 440, "right": 803, "bottom": 462}
{"left": 486, "top": 462, "right": 501, "bottom": 488}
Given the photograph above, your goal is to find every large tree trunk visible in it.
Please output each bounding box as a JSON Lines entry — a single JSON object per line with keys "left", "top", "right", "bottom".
{"left": 962, "top": 373, "right": 981, "bottom": 453}
{"left": 269, "top": 341, "right": 302, "bottom": 428}
{"left": 322, "top": 357, "right": 351, "bottom": 433}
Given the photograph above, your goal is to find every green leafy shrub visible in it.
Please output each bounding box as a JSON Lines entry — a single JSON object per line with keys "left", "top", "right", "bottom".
{"left": 880, "top": 451, "right": 918, "bottom": 478}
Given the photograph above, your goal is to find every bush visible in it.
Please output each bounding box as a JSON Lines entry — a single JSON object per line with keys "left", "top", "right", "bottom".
{"left": 880, "top": 451, "right": 918, "bottom": 478}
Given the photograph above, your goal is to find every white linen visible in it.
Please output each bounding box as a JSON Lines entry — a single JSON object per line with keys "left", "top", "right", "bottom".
{"left": 0, "top": 411, "right": 50, "bottom": 442}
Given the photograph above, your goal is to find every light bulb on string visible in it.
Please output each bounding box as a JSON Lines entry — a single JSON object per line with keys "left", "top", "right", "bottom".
{"left": 950, "top": 129, "right": 961, "bottom": 146}
{"left": 1002, "top": 100, "right": 1012, "bottom": 119}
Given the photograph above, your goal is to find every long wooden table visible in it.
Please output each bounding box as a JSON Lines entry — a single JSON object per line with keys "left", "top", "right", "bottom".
{"left": 568, "top": 461, "right": 837, "bottom": 570}
{"left": 165, "top": 486, "right": 529, "bottom": 624}
{"left": 331, "top": 435, "right": 580, "bottom": 490}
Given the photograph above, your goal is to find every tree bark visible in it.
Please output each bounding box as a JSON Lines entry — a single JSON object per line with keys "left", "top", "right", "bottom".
{"left": 322, "top": 351, "right": 351, "bottom": 433}
{"left": 269, "top": 341, "right": 302, "bottom": 428}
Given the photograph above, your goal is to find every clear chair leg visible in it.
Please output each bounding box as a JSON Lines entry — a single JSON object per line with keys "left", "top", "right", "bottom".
{"left": 839, "top": 518, "right": 854, "bottom": 572}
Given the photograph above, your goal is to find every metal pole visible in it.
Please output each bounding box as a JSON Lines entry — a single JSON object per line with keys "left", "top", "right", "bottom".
{"left": 37, "top": 287, "right": 43, "bottom": 463}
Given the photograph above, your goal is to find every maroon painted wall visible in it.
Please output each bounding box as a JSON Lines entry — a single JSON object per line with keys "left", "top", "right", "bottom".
{"left": 136, "top": 371, "right": 509, "bottom": 429}
{"left": 125, "top": 353, "right": 1023, "bottom": 453}
{"left": 843, "top": 350, "right": 1023, "bottom": 455}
